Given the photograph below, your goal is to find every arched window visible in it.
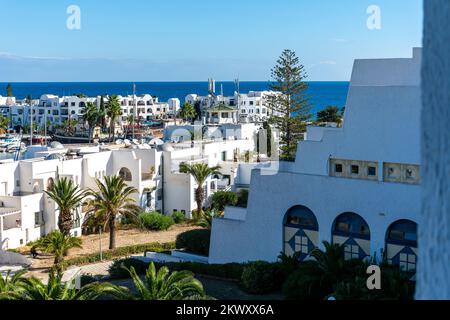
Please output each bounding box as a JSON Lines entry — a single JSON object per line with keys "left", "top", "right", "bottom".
{"left": 32, "top": 182, "right": 40, "bottom": 194}
{"left": 332, "top": 212, "right": 371, "bottom": 260}
{"left": 386, "top": 220, "right": 417, "bottom": 246}
{"left": 333, "top": 212, "right": 370, "bottom": 239}
{"left": 119, "top": 167, "right": 132, "bottom": 181}
{"left": 283, "top": 205, "right": 319, "bottom": 259}
{"left": 284, "top": 206, "right": 318, "bottom": 231}
{"left": 386, "top": 219, "right": 418, "bottom": 272}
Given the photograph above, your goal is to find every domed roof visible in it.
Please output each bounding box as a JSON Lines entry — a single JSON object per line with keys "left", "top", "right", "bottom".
{"left": 45, "top": 153, "right": 65, "bottom": 161}
{"left": 50, "top": 141, "right": 64, "bottom": 149}
{"left": 148, "top": 138, "right": 164, "bottom": 146}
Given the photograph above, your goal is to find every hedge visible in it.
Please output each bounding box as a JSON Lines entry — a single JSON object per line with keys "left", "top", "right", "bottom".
{"left": 62, "top": 242, "right": 175, "bottom": 268}
{"left": 175, "top": 229, "right": 211, "bottom": 256}
{"left": 108, "top": 257, "right": 149, "bottom": 279}
{"left": 240, "top": 261, "right": 280, "bottom": 294}
{"left": 108, "top": 258, "right": 245, "bottom": 281}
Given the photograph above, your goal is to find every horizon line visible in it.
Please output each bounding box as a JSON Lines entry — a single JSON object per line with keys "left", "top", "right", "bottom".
{"left": 0, "top": 80, "right": 350, "bottom": 84}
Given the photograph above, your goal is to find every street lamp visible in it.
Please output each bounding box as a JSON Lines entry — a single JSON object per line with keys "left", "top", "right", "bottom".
{"left": 99, "top": 225, "right": 103, "bottom": 261}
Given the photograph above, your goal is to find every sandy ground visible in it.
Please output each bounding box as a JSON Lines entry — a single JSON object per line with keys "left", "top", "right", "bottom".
{"left": 26, "top": 224, "right": 201, "bottom": 279}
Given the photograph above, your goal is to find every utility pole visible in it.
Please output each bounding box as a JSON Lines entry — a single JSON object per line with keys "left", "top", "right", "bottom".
{"left": 44, "top": 102, "right": 47, "bottom": 146}
{"left": 29, "top": 100, "right": 33, "bottom": 146}
{"left": 235, "top": 77, "right": 240, "bottom": 113}
{"left": 99, "top": 226, "right": 103, "bottom": 261}
{"left": 132, "top": 83, "right": 136, "bottom": 140}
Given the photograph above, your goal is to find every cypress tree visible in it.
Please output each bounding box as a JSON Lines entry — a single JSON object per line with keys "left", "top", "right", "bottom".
{"left": 6, "top": 83, "right": 12, "bottom": 97}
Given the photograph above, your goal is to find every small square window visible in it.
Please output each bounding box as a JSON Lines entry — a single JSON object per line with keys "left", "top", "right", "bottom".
{"left": 388, "top": 167, "right": 395, "bottom": 176}
{"left": 406, "top": 169, "right": 414, "bottom": 179}
{"left": 368, "top": 166, "right": 377, "bottom": 176}
{"left": 351, "top": 165, "right": 359, "bottom": 175}
{"left": 335, "top": 164, "right": 343, "bottom": 173}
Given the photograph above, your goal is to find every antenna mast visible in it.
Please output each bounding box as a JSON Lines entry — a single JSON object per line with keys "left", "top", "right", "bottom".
{"left": 132, "top": 83, "right": 136, "bottom": 140}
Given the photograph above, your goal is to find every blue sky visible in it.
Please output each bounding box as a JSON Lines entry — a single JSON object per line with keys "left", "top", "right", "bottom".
{"left": 0, "top": 0, "right": 422, "bottom": 81}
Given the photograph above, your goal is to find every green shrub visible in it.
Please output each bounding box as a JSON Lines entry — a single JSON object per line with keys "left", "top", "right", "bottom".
{"left": 282, "top": 261, "right": 331, "bottom": 300}
{"left": 211, "top": 191, "right": 238, "bottom": 211}
{"left": 175, "top": 229, "right": 211, "bottom": 256}
{"left": 80, "top": 273, "right": 100, "bottom": 286}
{"left": 191, "top": 209, "right": 202, "bottom": 221}
{"left": 197, "top": 209, "right": 223, "bottom": 229}
{"left": 277, "top": 251, "right": 302, "bottom": 281}
{"left": 108, "top": 257, "right": 149, "bottom": 279}
{"left": 330, "top": 265, "right": 415, "bottom": 300}
{"left": 157, "top": 262, "right": 245, "bottom": 280}
{"left": 119, "top": 213, "right": 140, "bottom": 226}
{"left": 108, "top": 260, "right": 245, "bottom": 281}
{"left": 171, "top": 211, "right": 186, "bottom": 224}
{"left": 62, "top": 242, "right": 175, "bottom": 268}
{"left": 240, "top": 261, "right": 279, "bottom": 294}
{"left": 139, "top": 212, "right": 174, "bottom": 231}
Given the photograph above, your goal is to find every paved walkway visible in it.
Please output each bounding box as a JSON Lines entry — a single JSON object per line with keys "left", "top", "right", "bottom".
{"left": 76, "top": 260, "right": 114, "bottom": 277}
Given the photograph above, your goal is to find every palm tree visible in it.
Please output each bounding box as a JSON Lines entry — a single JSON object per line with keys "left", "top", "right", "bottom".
{"left": 111, "top": 263, "right": 205, "bottom": 300}
{"left": 0, "top": 115, "right": 10, "bottom": 135}
{"left": 98, "top": 95, "right": 107, "bottom": 132}
{"left": 35, "top": 231, "right": 82, "bottom": 266}
{"left": 83, "top": 102, "right": 98, "bottom": 143}
{"left": 86, "top": 175, "right": 139, "bottom": 249}
{"left": 45, "top": 177, "right": 86, "bottom": 236}
{"left": 106, "top": 95, "right": 122, "bottom": 141}
{"left": 15, "top": 270, "right": 118, "bottom": 300}
{"left": 63, "top": 118, "right": 78, "bottom": 135}
{"left": 309, "top": 241, "right": 351, "bottom": 286}
{"left": 179, "top": 102, "right": 197, "bottom": 123}
{"left": 125, "top": 114, "right": 135, "bottom": 138}
{"left": 0, "top": 269, "right": 29, "bottom": 300}
{"left": 179, "top": 163, "right": 221, "bottom": 217}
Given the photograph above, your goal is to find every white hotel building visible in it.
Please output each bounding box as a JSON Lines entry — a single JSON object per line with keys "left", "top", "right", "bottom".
{"left": 0, "top": 122, "right": 257, "bottom": 249}
{"left": 0, "top": 94, "right": 178, "bottom": 131}
{"left": 209, "top": 48, "right": 422, "bottom": 272}
{"left": 185, "top": 90, "right": 281, "bottom": 124}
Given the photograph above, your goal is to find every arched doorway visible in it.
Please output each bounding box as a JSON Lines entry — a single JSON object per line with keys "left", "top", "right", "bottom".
{"left": 385, "top": 219, "right": 418, "bottom": 272}
{"left": 46, "top": 177, "right": 55, "bottom": 191}
{"left": 283, "top": 205, "right": 319, "bottom": 261}
{"left": 332, "top": 212, "right": 371, "bottom": 260}
{"left": 118, "top": 167, "right": 132, "bottom": 181}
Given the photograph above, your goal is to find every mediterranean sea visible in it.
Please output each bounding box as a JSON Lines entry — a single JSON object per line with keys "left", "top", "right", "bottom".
{"left": 1, "top": 81, "right": 349, "bottom": 116}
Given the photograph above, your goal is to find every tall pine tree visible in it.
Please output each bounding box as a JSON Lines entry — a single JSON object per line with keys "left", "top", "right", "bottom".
{"left": 267, "top": 49, "right": 311, "bottom": 161}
